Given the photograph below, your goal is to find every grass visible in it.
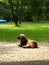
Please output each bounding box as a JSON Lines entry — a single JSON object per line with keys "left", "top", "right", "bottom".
{"left": 0, "top": 22, "right": 49, "bottom": 42}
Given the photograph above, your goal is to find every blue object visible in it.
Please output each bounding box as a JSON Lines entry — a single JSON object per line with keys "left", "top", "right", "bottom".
{"left": 0, "top": 20, "right": 7, "bottom": 24}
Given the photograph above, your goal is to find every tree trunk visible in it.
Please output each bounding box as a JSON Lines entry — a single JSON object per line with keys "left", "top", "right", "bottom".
{"left": 43, "top": 0, "right": 45, "bottom": 22}
{"left": 8, "top": 0, "right": 18, "bottom": 26}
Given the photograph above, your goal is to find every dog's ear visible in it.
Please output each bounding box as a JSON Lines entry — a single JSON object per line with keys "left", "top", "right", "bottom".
{"left": 21, "top": 36, "right": 28, "bottom": 45}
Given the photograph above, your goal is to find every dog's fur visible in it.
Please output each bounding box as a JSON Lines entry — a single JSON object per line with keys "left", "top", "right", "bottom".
{"left": 17, "top": 34, "right": 38, "bottom": 48}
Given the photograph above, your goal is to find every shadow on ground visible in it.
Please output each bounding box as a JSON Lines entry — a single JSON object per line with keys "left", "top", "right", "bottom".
{"left": 0, "top": 60, "right": 49, "bottom": 65}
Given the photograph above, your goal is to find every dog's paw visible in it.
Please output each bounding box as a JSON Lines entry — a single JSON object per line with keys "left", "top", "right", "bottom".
{"left": 18, "top": 44, "right": 21, "bottom": 47}
{"left": 22, "top": 45, "right": 26, "bottom": 48}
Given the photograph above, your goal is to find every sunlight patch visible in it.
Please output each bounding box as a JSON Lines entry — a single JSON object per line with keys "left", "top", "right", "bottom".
{"left": 40, "top": 25, "right": 49, "bottom": 28}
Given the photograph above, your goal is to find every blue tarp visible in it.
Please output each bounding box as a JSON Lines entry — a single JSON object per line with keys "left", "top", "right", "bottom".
{"left": 0, "top": 20, "right": 7, "bottom": 24}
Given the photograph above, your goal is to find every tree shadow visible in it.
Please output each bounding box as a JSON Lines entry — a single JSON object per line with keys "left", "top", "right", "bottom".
{"left": 0, "top": 60, "right": 49, "bottom": 65}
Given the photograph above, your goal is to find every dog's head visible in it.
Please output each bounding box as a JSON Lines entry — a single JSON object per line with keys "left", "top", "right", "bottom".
{"left": 17, "top": 34, "right": 25, "bottom": 40}
{"left": 17, "top": 34, "right": 27, "bottom": 47}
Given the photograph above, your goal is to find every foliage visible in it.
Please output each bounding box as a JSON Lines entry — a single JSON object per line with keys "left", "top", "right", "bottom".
{"left": 0, "top": 0, "right": 49, "bottom": 23}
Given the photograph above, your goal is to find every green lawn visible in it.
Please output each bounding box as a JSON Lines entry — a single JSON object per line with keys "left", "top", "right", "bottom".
{"left": 0, "top": 22, "right": 49, "bottom": 42}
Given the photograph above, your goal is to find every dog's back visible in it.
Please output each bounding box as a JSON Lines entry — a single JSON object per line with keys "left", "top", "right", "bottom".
{"left": 27, "top": 39, "right": 38, "bottom": 48}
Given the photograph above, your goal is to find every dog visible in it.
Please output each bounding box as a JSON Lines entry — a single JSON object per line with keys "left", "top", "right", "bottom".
{"left": 17, "top": 34, "right": 38, "bottom": 48}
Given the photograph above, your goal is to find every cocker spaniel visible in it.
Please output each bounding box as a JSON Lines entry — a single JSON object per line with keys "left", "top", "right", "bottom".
{"left": 17, "top": 34, "right": 38, "bottom": 48}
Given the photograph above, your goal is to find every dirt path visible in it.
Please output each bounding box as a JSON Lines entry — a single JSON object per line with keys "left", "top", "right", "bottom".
{"left": 0, "top": 42, "right": 49, "bottom": 65}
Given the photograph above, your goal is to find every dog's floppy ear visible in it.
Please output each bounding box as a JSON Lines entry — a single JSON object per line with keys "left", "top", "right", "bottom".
{"left": 21, "top": 36, "right": 28, "bottom": 45}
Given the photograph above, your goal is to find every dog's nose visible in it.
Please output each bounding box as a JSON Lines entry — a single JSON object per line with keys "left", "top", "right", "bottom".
{"left": 17, "top": 37, "right": 20, "bottom": 39}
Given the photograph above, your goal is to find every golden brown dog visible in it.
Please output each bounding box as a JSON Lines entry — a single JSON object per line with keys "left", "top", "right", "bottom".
{"left": 17, "top": 34, "right": 38, "bottom": 48}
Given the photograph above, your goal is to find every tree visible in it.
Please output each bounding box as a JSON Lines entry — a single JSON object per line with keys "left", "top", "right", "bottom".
{"left": 8, "top": 0, "right": 19, "bottom": 26}
{"left": 0, "top": 0, "right": 49, "bottom": 23}
{"left": 8, "top": 0, "right": 24, "bottom": 26}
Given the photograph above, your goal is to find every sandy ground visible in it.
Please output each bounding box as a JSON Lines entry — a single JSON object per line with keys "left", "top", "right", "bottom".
{"left": 0, "top": 42, "right": 49, "bottom": 65}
